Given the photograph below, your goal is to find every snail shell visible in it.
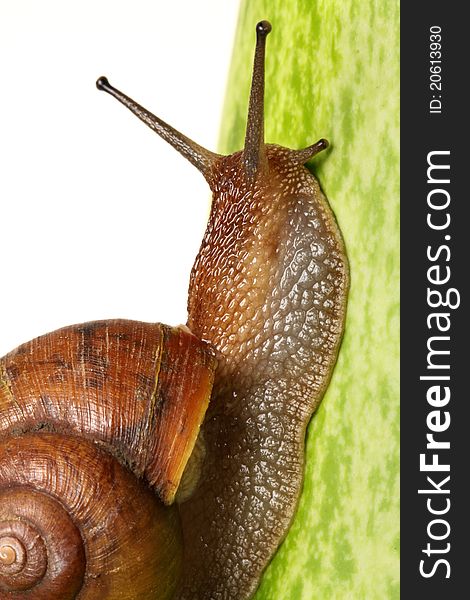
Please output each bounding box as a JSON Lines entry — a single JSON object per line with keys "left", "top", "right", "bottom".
{"left": 0, "top": 320, "right": 216, "bottom": 598}
{"left": 0, "top": 434, "right": 181, "bottom": 599}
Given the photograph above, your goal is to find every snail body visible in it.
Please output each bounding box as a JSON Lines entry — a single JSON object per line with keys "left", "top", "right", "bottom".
{"left": 1, "top": 20, "right": 348, "bottom": 600}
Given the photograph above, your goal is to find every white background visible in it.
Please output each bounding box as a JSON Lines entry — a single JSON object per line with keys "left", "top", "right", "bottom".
{"left": 0, "top": 0, "right": 240, "bottom": 356}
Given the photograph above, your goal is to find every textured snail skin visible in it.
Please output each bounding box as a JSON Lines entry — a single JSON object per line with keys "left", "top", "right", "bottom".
{"left": 0, "top": 321, "right": 216, "bottom": 598}
{"left": 179, "top": 147, "right": 348, "bottom": 598}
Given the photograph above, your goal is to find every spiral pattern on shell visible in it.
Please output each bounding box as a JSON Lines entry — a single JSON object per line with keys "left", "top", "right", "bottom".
{"left": 0, "top": 433, "right": 183, "bottom": 599}
{"left": 0, "top": 464, "right": 85, "bottom": 598}
{"left": 0, "top": 320, "right": 216, "bottom": 599}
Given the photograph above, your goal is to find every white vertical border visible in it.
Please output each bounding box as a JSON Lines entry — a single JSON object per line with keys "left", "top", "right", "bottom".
{"left": 0, "top": 0, "right": 240, "bottom": 355}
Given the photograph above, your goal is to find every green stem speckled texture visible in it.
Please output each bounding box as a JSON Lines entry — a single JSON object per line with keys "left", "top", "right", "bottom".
{"left": 219, "top": 1, "right": 399, "bottom": 599}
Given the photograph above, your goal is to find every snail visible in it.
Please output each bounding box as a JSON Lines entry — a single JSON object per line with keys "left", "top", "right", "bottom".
{"left": 0, "top": 19, "right": 348, "bottom": 600}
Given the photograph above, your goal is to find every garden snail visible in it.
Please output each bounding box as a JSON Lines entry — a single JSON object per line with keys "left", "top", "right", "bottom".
{"left": 0, "top": 18, "right": 348, "bottom": 600}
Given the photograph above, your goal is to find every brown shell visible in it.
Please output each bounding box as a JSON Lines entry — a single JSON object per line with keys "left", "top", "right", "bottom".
{"left": 0, "top": 432, "right": 182, "bottom": 599}
{"left": 0, "top": 319, "right": 216, "bottom": 504}
{"left": 0, "top": 320, "right": 216, "bottom": 598}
